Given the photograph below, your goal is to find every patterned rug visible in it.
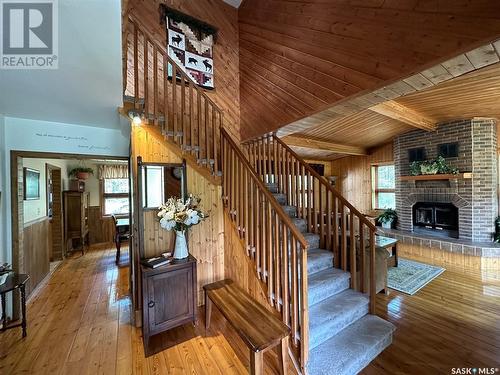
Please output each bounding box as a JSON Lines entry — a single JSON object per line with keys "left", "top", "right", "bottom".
{"left": 387, "top": 259, "right": 445, "bottom": 295}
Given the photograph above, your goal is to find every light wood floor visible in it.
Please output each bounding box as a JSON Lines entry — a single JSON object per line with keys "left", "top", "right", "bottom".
{"left": 0, "top": 244, "right": 498, "bottom": 374}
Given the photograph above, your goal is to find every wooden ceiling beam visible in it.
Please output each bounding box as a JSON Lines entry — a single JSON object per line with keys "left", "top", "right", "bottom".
{"left": 282, "top": 135, "right": 367, "bottom": 156}
{"left": 369, "top": 101, "right": 437, "bottom": 131}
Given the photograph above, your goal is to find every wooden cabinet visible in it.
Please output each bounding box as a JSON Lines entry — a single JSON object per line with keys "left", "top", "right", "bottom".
{"left": 63, "top": 191, "right": 89, "bottom": 256}
{"left": 141, "top": 255, "right": 197, "bottom": 356}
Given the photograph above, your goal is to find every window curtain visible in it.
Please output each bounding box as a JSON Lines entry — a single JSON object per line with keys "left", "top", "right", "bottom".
{"left": 98, "top": 164, "right": 129, "bottom": 179}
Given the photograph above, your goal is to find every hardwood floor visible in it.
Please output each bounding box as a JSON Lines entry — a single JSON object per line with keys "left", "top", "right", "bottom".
{"left": 0, "top": 244, "right": 498, "bottom": 374}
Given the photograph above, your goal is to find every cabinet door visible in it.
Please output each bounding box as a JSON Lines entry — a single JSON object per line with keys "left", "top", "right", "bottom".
{"left": 146, "top": 266, "right": 194, "bottom": 335}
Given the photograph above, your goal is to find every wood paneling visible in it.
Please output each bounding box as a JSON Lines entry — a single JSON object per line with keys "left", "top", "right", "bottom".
{"left": 239, "top": 0, "right": 500, "bottom": 139}
{"left": 396, "top": 62, "right": 500, "bottom": 122}
{"left": 331, "top": 143, "right": 394, "bottom": 213}
{"left": 132, "top": 125, "right": 225, "bottom": 306}
{"left": 126, "top": 0, "right": 240, "bottom": 140}
{"left": 88, "top": 206, "right": 115, "bottom": 245}
{"left": 23, "top": 217, "right": 51, "bottom": 295}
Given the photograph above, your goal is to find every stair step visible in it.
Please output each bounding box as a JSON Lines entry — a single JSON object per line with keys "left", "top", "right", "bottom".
{"left": 309, "top": 289, "right": 369, "bottom": 350}
{"left": 308, "top": 268, "right": 350, "bottom": 307}
{"left": 197, "top": 158, "right": 215, "bottom": 165}
{"left": 281, "top": 205, "right": 296, "bottom": 218}
{"left": 291, "top": 218, "right": 307, "bottom": 233}
{"left": 307, "top": 315, "right": 395, "bottom": 375}
{"left": 307, "top": 248, "right": 333, "bottom": 275}
{"left": 273, "top": 193, "right": 287, "bottom": 205}
{"left": 265, "top": 182, "right": 279, "bottom": 194}
{"left": 303, "top": 233, "right": 320, "bottom": 249}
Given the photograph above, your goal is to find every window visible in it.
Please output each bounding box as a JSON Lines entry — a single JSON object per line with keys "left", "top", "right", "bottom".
{"left": 408, "top": 147, "right": 426, "bottom": 162}
{"left": 438, "top": 143, "right": 458, "bottom": 158}
{"left": 372, "top": 164, "right": 395, "bottom": 209}
{"left": 102, "top": 178, "right": 129, "bottom": 216}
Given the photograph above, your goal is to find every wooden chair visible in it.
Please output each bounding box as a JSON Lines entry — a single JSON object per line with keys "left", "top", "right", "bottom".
{"left": 112, "top": 215, "right": 130, "bottom": 265}
{"left": 204, "top": 279, "right": 290, "bottom": 375}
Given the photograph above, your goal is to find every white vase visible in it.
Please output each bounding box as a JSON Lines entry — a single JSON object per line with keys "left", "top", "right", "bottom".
{"left": 382, "top": 221, "right": 392, "bottom": 229}
{"left": 173, "top": 230, "right": 189, "bottom": 259}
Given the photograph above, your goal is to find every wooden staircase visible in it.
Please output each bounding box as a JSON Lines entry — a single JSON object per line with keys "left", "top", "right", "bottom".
{"left": 123, "top": 14, "right": 393, "bottom": 374}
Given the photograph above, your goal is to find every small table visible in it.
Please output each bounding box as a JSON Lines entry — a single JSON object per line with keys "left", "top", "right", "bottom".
{"left": 376, "top": 235, "right": 399, "bottom": 267}
{"left": 115, "top": 218, "right": 130, "bottom": 265}
{"left": 0, "top": 273, "right": 29, "bottom": 337}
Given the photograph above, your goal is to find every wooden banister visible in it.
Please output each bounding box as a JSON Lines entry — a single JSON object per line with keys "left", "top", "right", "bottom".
{"left": 221, "top": 128, "right": 309, "bottom": 371}
{"left": 243, "top": 133, "right": 379, "bottom": 318}
{"left": 124, "top": 15, "right": 223, "bottom": 178}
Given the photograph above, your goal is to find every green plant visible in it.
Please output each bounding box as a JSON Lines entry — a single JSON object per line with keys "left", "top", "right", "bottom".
{"left": 409, "top": 161, "right": 421, "bottom": 176}
{"left": 408, "top": 156, "right": 459, "bottom": 176}
{"left": 69, "top": 167, "right": 94, "bottom": 178}
{"left": 377, "top": 209, "right": 398, "bottom": 225}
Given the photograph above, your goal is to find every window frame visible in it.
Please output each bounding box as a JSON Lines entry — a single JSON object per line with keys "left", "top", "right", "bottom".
{"left": 371, "top": 163, "right": 396, "bottom": 210}
{"left": 100, "top": 178, "right": 130, "bottom": 217}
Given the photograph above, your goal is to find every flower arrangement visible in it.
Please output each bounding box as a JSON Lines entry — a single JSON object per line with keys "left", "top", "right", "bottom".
{"left": 158, "top": 195, "right": 208, "bottom": 232}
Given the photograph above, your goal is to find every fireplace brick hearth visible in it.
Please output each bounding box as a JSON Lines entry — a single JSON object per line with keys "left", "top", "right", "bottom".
{"left": 394, "top": 118, "right": 498, "bottom": 242}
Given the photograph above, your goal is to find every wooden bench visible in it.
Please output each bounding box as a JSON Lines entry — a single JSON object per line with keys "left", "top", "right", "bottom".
{"left": 204, "top": 279, "right": 290, "bottom": 375}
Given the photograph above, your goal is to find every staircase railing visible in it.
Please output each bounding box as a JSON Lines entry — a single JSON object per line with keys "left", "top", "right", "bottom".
{"left": 243, "top": 133, "right": 378, "bottom": 314}
{"left": 221, "top": 128, "right": 310, "bottom": 371}
{"left": 124, "top": 14, "right": 222, "bottom": 176}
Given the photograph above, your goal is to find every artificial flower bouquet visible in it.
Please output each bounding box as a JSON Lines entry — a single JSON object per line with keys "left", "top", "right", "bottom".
{"left": 158, "top": 195, "right": 208, "bottom": 232}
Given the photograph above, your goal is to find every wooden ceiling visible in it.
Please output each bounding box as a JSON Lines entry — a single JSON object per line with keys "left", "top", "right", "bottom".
{"left": 239, "top": 0, "right": 500, "bottom": 140}
{"left": 288, "top": 62, "right": 500, "bottom": 160}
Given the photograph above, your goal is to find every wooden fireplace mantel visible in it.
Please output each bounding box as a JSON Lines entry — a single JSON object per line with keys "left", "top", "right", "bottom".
{"left": 400, "top": 173, "right": 473, "bottom": 181}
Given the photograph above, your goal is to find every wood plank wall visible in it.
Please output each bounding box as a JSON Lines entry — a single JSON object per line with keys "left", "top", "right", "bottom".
{"left": 132, "top": 125, "right": 225, "bottom": 305}
{"left": 88, "top": 207, "right": 115, "bottom": 245}
{"left": 23, "top": 217, "right": 50, "bottom": 295}
{"left": 126, "top": 0, "right": 240, "bottom": 140}
{"left": 330, "top": 142, "right": 394, "bottom": 213}
{"left": 238, "top": 0, "right": 500, "bottom": 140}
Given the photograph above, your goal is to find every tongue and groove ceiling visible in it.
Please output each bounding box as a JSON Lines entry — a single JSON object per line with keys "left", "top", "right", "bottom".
{"left": 238, "top": 0, "right": 500, "bottom": 141}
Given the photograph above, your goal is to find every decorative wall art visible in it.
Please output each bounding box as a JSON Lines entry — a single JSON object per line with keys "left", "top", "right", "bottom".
{"left": 24, "top": 168, "right": 40, "bottom": 200}
{"left": 160, "top": 5, "right": 217, "bottom": 89}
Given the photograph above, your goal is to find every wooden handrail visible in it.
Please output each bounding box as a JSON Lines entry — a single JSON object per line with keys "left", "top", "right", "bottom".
{"left": 222, "top": 130, "right": 309, "bottom": 249}
{"left": 124, "top": 15, "right": 223, "bottom": 178}
{"left": 243, "top": 133, "right": 378, "bottom": 316}
{"left": 273, "top": 135, "right": 377, "bottom": 231}
{"left": 221, "top": 128, "right": 309, "bottom": 371}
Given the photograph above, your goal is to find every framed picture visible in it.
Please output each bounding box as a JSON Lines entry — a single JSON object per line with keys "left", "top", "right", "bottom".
{"left": 24, "top": 168, "right": 40, "bottom": 200}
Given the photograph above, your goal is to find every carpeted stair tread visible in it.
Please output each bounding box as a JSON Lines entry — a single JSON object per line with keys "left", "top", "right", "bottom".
{"left": 273, "top": 193, "right": 287, "bottom": 205}
{"left": 291, "top": 218, "right": 307, "bottom": 233}
{"left": 265, "top": 182, "right": 279, "bottom": 193}
{"left": 303, "top": 233, "right": 320, "bottom": 249}
{"left": 307, "top": 315, "right": 395, "bottom": 375}
{"left": 281, "top": 205, "right": 297, "bottom": 218}
{"left": 309, "top": 289, "right": 369, "bottom": 350}
{"left": 308, "top": 268, "right": 350, "bottom": 307}
{"left": 307, "top": 249, "right": 333, "bottom": 275}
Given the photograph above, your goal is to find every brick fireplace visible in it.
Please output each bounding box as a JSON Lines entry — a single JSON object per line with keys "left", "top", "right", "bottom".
{"left": 394, "top": 118, "right": 498, "bottom": 242}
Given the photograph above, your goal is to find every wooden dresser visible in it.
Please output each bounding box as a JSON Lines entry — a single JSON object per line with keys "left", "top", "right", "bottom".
{"left": 63, "top": 191, "right": 89, "bottom": 256}
{"left": 141, "top": 255, "right": 197, "bottom": 356}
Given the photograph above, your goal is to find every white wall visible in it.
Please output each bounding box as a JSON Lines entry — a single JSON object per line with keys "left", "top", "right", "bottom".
{"left": 0, "top": 0, "right": 123, "bottom": 130}
{"left": 1, "top": 116, "right": 130, "bottom": 266}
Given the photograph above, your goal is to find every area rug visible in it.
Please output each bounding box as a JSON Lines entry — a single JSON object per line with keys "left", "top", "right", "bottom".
{"left": 387, "top": 259, "right": 445, "bottom": 295}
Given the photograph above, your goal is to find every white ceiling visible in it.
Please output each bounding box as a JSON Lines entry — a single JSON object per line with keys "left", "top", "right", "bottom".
{"left": 222, "top": 0, "right": 243, "bottom": 8}
{"left": 0, "top": 0, "right": 123, "bottom": 129}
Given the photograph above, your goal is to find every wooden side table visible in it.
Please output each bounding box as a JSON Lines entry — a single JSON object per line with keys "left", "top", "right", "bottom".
{"left": 0, "top": 273, "right": 29, "bottom": 337}
{"left": 376, "top": 235, "right": 399, "bottom": 267}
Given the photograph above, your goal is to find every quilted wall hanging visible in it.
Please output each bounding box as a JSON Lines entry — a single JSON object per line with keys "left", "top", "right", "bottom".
{"left": 160, "top": 5, "right": 217, "bottom": 90}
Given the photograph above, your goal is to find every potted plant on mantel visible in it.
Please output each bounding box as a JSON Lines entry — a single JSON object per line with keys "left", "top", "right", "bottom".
{"left": 158, "top": 195, "right": 208, "bottom": 259}
{"left": 377, "top": 209, "right": 398, "bottom": 229}
{"left": 409, "top": 155, "right": 459, "bottom": 176}
{"left": 69, "top": 167, "right": 94, "bottom": 180}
